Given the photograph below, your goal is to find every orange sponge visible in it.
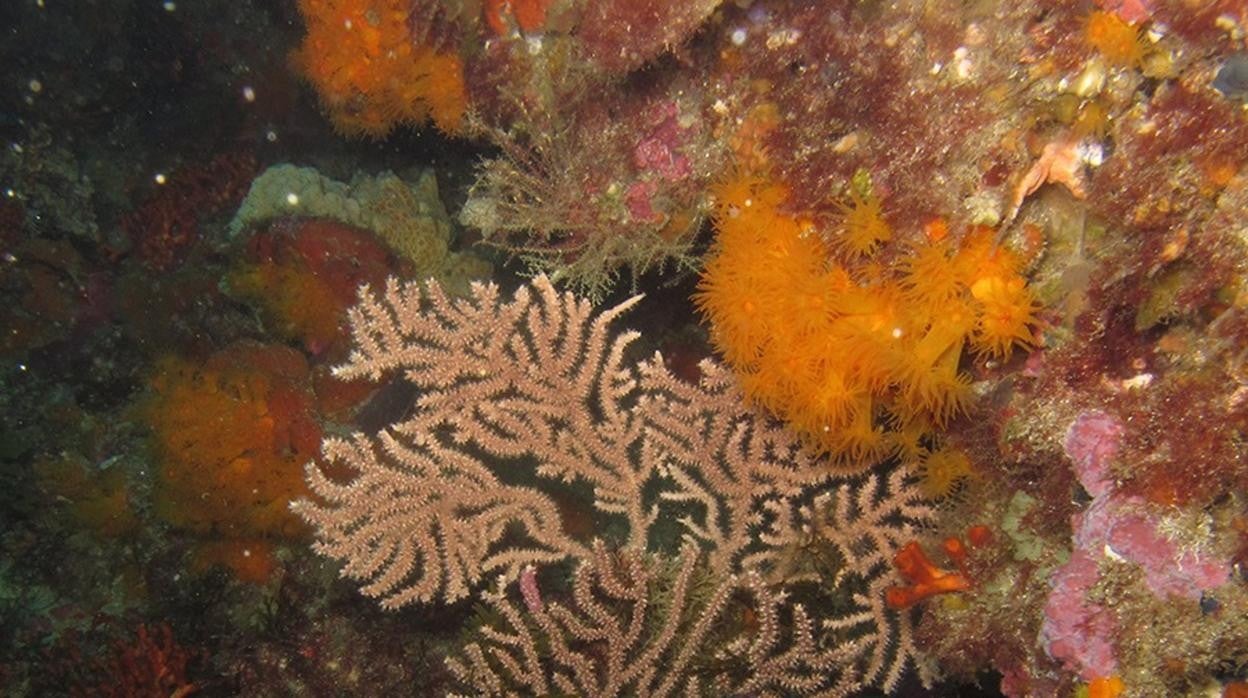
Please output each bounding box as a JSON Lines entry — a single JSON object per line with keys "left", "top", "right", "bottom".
{"left": 143, "top": 342, "right": 321, "bottom": 581}
{"left": 291, "top": 0, "right": 467, "bottom": 136}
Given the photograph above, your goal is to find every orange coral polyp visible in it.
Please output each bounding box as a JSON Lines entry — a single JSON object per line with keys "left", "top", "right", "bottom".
{"left": 709, "top": 174, "right": 774, "bottom": 218}
{"left": 918, "top": 446, "right": 975, "bottom": 499}
{"left": 901, "top": 240, "right": 964, "bottom": 306}
{"left": 970, "top": 275, "right": 1038, "bottom": 357}
{"left": 1087, "top": 676, "right": 1126, "bottom": 698}
{"left": 955, "top": 227, "right": 1022, "bottom": 280}
{"left": 1085, "top": 11, "right": 1144, "bottom": 68}
{"left": 836, "top": 189, "right": 892, "bottom": 257}
{"left": 834, "top": 397, "right": 890, "bottom": 462}
{"left": 807, "top": 371, "right": 856, "bottom": 429}
{"left": 696, "top": 173, "right": 1038, "bottom": 464}
{"left": 909, "top": 310, "right": 971, "bottom": 370}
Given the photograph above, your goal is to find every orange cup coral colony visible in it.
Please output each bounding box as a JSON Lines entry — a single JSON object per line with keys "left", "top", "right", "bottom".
{"left": 695, "top": 173, "right": 1039, "bottom": 469}
{"left": 290, "top": 0, "right": 467, "bottom": 136}
{"left": 1083, "top": 10, "right": 1146, "bottom": 68}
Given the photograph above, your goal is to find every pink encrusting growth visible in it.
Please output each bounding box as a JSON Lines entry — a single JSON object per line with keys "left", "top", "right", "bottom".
{"left": 633, "top": 101, "right": 695, "bottom": 182}
{"left": 1044, "top": 549, "right": 1119, "bottom": 680}
{"left": 1043, "top": 410, "right": 1231, "bottom": 680}
{"left": 1063, "top": 410, "right": 1124, "bottom": 498}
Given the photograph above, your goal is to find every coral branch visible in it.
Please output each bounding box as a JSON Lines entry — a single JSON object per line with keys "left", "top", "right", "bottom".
{"left": 297, "top": 274, "right": 934, "bottom": 693}
{"left": 448, "top": 543, "right": 852, "bottom": 696}
{"left": 295, "top": 433, "right": 582, "bottom": 607}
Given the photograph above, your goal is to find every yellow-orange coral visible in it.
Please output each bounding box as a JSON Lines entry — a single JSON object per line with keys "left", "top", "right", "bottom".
{"left": 1087, "top": 676, "right": 1126, "bottom": 698}
{"left": 916, "top": 446, "right": 975, "bottom": 499}
{"left": 835, "top": 187, "right": 892, "bottom": 257}
{"left": 695, "top": 174, "right": 1038, "bottom": 466}
{"left": 971, "top": 274, "right": 1039, "bottom": 357}
{"left": 727, "top": 102, "right": 782, "bottom": 173}
{"left": 143, "top": 343, "right": 321, "bottom": 581}
{"left": 1084, "top": 11, "right": 1145, "bottom": 68}
{"left": 291, "top": 0, "right": 467, "bottom": 136}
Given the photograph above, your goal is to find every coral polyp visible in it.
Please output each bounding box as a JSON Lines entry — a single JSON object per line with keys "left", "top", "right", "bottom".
{"left": 1084, "top": 11, "right": 1145, "bottom": 68}
{"left": 836, "top": 186, "right": 893, "bottom": 257}
{"left": 696, "top": 173, "right": 1038, "bottom": 464}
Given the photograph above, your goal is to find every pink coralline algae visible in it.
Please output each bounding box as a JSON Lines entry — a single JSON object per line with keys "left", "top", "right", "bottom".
{"left": 624, "top": 102, "right": 694, "bottom": 224}
{"left": 633, "top": 101, "right": 693, "bottom": 182}
{"left": 1044, "top": 549, "right": 1119, "bottom": 680}
{"left": 1063, "top": 410, "right": 1124, "bottom": 498}
{"left": 1092, "top": 502, "right": 1228, "bottom": 598}
{"left": 1044, "top": 410, "right": 1230, "bottom": 680}
{"left": 1094, "top": 0, "right": 1151, "bottom": 24}
{"left": 625, "top": 180, "right": 663, "bottom": 224}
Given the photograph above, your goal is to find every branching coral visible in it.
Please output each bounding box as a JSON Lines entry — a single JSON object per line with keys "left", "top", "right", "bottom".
{"left": 294, "top": 274, "right": 939, "bottom": 693}
{"left": 447, "top": 544, "right": 855, "bottom": 696}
